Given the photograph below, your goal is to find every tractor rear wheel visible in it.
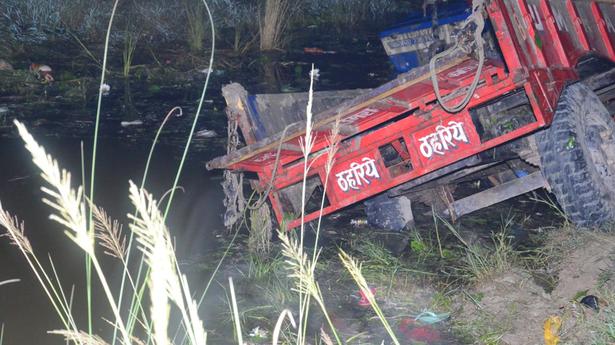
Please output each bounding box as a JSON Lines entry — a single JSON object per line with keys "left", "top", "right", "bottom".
{"left": 538, "top": 83, "right": 615, "bottom": 227}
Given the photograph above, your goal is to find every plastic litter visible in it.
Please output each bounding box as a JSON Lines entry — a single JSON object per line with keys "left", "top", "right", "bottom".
{"left": 303, "top": 47, "right": 336, "bottom": 54}
{"left": 580, "top": 295, "right": 599, "bottom": 311}
{"left": 399, "top": 318, "right": 442, "bottom": 343}
{"left": 357, "top": 287, "right": 376, "bottom": 307}
{"left": 350, "top": 218, "right": 368, "bottom": 227}
{"left": 414, "top": 311, "right": 450, "bottom": 324}
{"left": 544, "top": 316, "right": 561, "bottom": 345}
{"left": 408, "top": 326, "right": 441, "bottom": 343}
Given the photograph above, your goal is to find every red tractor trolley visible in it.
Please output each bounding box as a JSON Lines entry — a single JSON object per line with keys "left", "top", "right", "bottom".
{"left": 208, "top": 0, "right": 615, "bottom": 232}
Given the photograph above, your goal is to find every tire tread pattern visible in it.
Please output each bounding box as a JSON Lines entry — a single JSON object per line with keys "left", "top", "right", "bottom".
{"left": 537, "top": 83, "right": 615, "bottom": 227}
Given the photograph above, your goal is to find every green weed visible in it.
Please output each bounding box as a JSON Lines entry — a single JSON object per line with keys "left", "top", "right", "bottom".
{"left": 439, "top": 216, "right": 519, "bottom": 282}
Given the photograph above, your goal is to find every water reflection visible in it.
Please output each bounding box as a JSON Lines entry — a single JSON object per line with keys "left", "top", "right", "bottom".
{"left": 0, "top": 136, "right": 225, "bottom": 344}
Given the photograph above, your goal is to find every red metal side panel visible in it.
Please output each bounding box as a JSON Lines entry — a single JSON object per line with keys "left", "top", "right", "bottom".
{"left": 492, "top": 0, "right": 569, "bottom": 122}
{"left": 525, "top": 0, "right": 569, "bottom": 67}
{"left": 597, "top": 2, "right": 615, "bottom": 59}
{"left": 500, "top": 0, "right": 546, "bottom": 69}
{"left": 544, "top": 0, "right": 588, "bottom": 65}
{"left": 572, "top": 1, "right": 615, "bottom": 60}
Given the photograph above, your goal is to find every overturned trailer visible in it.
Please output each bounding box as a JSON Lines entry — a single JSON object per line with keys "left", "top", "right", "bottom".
{"left": 208, "top": 0, "right": 615, "bottom": 232}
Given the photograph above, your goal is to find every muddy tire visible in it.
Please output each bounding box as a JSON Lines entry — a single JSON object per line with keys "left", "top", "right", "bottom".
{"left": 538, "top": 83, "right": 615, "bottom": 227}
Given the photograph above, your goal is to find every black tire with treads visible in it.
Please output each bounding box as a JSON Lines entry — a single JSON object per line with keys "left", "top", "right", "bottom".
{"left": 537, "top": 83, "right": 615, "bottom": 227}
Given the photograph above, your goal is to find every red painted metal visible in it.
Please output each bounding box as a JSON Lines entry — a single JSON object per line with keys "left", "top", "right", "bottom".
{"left": 591, "top": 2, "right": 615, "bottom": 60}
{"left": 212, "top": 0, "right": 615, "bottom": 229}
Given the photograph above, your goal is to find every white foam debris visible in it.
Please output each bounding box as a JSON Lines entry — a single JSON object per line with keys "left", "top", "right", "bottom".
{"left": 248, "top": 326, "right": 268, "bottom": 338}
{"left": 310, "top": 68, "right": 320, "bottom": 80}
{"left": 195, "top": 128, "right": 218, "bottom": 138}
{"left": 120, "top": 120, "right": 143, "bottom": 127}
{"left": 100, "top": 83, "right": 111, "bottom": 96}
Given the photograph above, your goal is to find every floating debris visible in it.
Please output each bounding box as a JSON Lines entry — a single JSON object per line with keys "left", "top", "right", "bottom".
{"left": 195, "top": 128, "right": 218, "bottom": 138}
{"left": 30, "top": 63, "right": 54, "bottom": 82}
{"left": 0, "top": 59, "right": 13, "bottom": 71}
{"left": 248, "top": 326, "right": 268, "bottom": 339}
{"left": 7, "top": 175, "right": 30, "bottom": 182}
{"left": 310, "top": 68, "right": 320, "bottom": 81}
{"left": 100, "top": 83, "right": 111, "bottom": 96}
{"left": 0, "top": 107, "right": 8, "bottom": 114}
{"left": 280, "top": 85, "right": 301, "bottom": 93}
{"left": 120, "top": 120, "right": 143, "bottom": 127}
{"left": 303, "top": 47, "right": 336, "bottom": 54}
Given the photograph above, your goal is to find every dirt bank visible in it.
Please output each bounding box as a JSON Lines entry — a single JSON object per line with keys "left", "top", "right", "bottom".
{"left": 454, "top": 229, "right": 615, "bottom": 344}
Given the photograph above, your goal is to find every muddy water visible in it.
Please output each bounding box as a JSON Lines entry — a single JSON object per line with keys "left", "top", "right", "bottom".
{"left": 0, "top": 137, "right": 229, "bottom": 343}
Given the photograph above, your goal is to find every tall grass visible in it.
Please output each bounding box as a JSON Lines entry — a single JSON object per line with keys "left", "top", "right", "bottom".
{"left": 184, "top": 0, "right": 207, "bottom": 53}
{"left": 259, "top": 0, "right": 293, "bottom": 51}
{"left": 438, "top": 215, "right": 518, "bottom": 282}
{"left": 122, "top": 27, "right": 139, "bottom": 77}
{"left": 87, "top": 0, "right": 120, "bottom": 335}
{"left": 304, "top": 0, "right": 401, "bottom": 32}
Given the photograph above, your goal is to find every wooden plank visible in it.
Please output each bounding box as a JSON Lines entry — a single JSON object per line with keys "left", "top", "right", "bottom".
{"left": 221, "top": 83, "right": 257, "bottom": 145}
{"left": 207, "top": 53, "right": 469, "bottom": 170}
{"left": 443, "top": 171, "right": 547, "bottom": 218}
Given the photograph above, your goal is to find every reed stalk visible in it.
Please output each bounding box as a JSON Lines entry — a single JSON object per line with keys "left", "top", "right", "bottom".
{"left": 228, "top": 277, "right": 243, "bottom": 344}
{"left": 184, "top": 0, "right": 206, "bottom": 53}
{"left": 88, "top": 0, "right": 120, "bottom": 336}
{"left": 122, "top": 29, "right": 139, "bottom": 77}
{"left": 14, "top": 120, "right": 132, "bottom": 345}
{"left": 259, "top": 0, "right": 292, "bottom": 51}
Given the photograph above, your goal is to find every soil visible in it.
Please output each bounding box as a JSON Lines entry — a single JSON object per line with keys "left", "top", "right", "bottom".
{"left": 454, "top": 229, "right": 615, "bottom": 345}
